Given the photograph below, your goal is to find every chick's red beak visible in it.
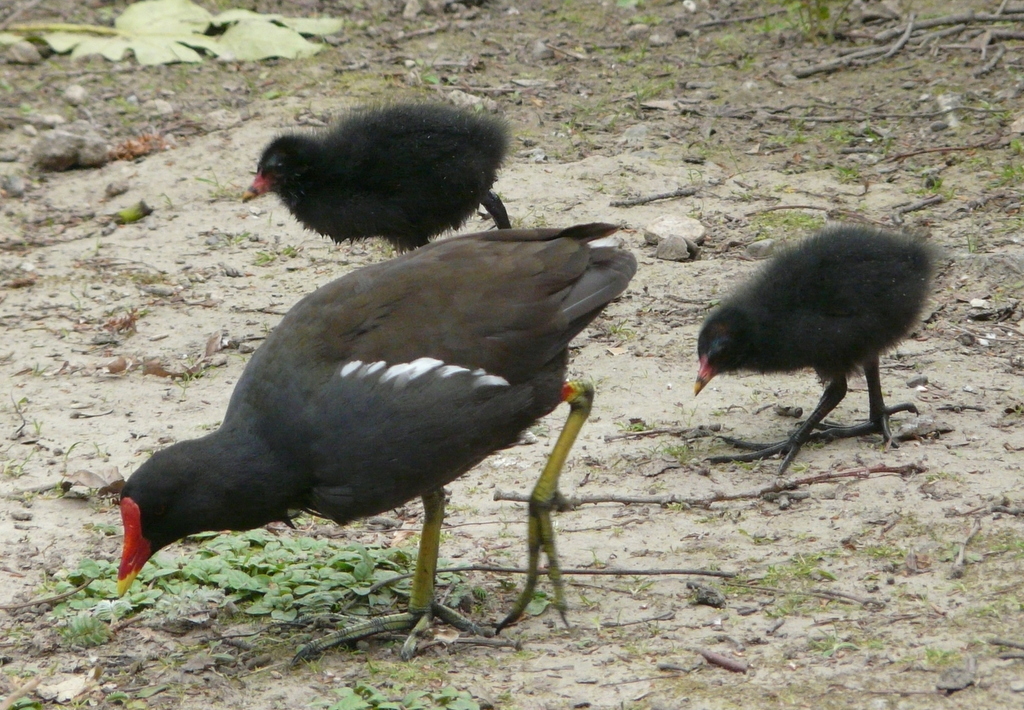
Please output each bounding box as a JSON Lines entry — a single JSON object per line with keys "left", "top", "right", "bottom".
{"left": 694, "top": 354, "right": 716, "bottom": 396}
{"left": 117, "top": 497, "right": 152, "bottom": 596}
{"left": 241, "top": 172, "right": 272, "bottom": 202}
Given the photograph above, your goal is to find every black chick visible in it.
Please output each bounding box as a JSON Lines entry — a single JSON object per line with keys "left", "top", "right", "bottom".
{"left": 242, "top": 102, "right": 511, "bottom": 251}
{"left": 695, "top": 224, "right": 936, "bottom": 473}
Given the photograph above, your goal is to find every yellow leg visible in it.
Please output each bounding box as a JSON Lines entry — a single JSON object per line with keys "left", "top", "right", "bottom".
{"left": 497, "top": 381, "right": 593, "bottom": 632}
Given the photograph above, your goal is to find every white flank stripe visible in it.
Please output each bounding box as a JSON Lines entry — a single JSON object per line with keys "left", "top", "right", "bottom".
{"left": 473, "top": 374, "right": 510, "bottom": 388}
{"left": 381, "top": 357, "right": 444, "bottom": 386}
{"left": 340, "top": 361, "right": 363, "bottom": 378}
{"left": 438, "top": 364, "right": 470, "bottom": 378}
{"left": 363, "top": 361, "right": 386, "bottom": 376}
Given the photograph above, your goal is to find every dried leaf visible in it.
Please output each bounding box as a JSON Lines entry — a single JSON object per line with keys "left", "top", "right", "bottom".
{"left": 105, "top": 356, "right": 128, "bottom": 374}
{"left": 143, "top": 359, "right": 175, "bottom": 378}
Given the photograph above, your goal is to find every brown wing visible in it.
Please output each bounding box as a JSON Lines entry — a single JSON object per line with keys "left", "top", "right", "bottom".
{"left": 272, "top": 223, "right": 633, "bottom": 385}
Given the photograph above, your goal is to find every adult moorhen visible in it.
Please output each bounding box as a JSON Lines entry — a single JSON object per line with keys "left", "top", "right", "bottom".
{"left": 117, "top": 223, "right": 637, "bottom": 660}
{"left": 242, "top": 102, "right": 512, "bottom": 251}
{"left": 694, "top": 224, "right": 935, "bottom": 473}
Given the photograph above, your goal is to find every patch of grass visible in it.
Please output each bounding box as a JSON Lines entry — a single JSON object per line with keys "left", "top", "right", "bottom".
{"left": 750, "top": 210, "right": 826, "bottom": 240}
{"left": 996, "top": 162, "right": 1024, "bottom": 186}
{"left": 808, "top": 632, "right": 858, "bottom": 657}
{"left": 924, "top": 647, "right": 960, "bottom": 666}
{"left": 835, "top": 165, "right": 861, "bottom": 183}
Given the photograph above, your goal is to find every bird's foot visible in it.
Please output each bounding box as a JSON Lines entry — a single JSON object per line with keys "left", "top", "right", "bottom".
{"left": 807, "top": 402, "right": 918, "bottom": 446}
{"left": 707, "top": 437, "right": 805, "bottom": 473}
{"left": 494, "top": 489, "right": 569, "bottom": 634}
{"left": 291, "top": 601, "right": 485, "bottom": 664}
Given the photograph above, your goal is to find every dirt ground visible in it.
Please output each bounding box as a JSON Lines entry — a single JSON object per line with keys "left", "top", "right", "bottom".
{"left": 2, "top": 0, "right": 1024, "bottom": 708}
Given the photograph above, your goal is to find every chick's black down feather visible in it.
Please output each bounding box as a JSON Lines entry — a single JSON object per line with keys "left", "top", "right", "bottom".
{"left": 248, "top": 102, "right": 511, "bottom": 251}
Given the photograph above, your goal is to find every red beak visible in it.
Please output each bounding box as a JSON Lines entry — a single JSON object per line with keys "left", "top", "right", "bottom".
{"left": 117, "top": 497, "right": 152, "bottom": 596}
{"left": 241, "top": 172, "right": 272, "bottom": 202}
{"left": 694, "top": 354, "right": 716, "bottom": 396}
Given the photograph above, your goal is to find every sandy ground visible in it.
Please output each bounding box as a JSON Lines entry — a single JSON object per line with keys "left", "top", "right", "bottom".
{"left": 2, "top": 0, "right": 1024, "bottom": 708}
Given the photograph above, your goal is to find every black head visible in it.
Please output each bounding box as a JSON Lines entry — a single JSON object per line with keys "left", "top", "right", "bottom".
{"left": 244, "top": 133, "right": 320, "bottom": 206}
{"left": 695, "top": 306, "right": 753, "bottom": 394}
{"left": 117, "top": 434, "right": 281, "bottom": 594}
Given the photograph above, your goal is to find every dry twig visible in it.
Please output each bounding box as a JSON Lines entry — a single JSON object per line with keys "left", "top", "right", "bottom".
{"left": 0, "top": 676, "right": 42, "bottom": 710}
{"left": 494, "top": 464, "right": 925, "bottom": 510}
{"left": 696, "top": 648, "right": 748, "bottom": 673}
{"left": 610, "top": 186, "right": 698, "bottom": 208}
{"left": 0, "top": 580, "right": 91, "bottom": 612}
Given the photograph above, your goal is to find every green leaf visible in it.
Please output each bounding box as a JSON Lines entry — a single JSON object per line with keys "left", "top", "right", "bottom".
{"left": 115, "top": 0, "right": 211, "bottom": 35}
{"left": 216, "top": 19, "right": 323, "bottom": 61}
{"left": 0, "top": 32, "right": 23, "bottom": 45}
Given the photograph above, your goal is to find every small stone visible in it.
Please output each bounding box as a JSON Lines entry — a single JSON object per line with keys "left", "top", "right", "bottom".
{"left": 746, "top": 239, "right": 775, "bottom": 259}
{"left": 655, "top": 235, "right": 699, "bottom": 262}
{"left": 649, "top": 32, "right": 674, "bottom": 47}
{"left": 145, "top": 99, "right": 174, "bottom": 116}
{"left": 619, "top": 124, "right": 649, "bottom": 145}
{"left": 105, "top": 179, "right": 130, "bottom": 198}
{"left": 447, "top": 89, "right": 498, "bottom": 113}
{"left": 625, "top": 24, "right": 651, "bottom": 41}
{"left": 64, "top": 84, "right": 88, "bottom": 106}
{"left": 906, "top": 374, "right": 928, "bottom": 388}
{"left": 532, "top": 39, "right": 554, "bottom": 60}
{"left": 1011, "top": 113, "right": 1024, "bottom": 135}
{"left": 36, "top": 114, "right": 66, "bottom": 128}
{"left": 205, "top": 109, "right": 242, "bottom": 131}
{"left": 32, "top": 128, "right": 110, "bottom": 171}
{"left": 957, "top": 332, "right": 976, "bottom": 346}
{"left": 2, "top": 174, "right": 26, "bottom": 198}
{"left": 1010, "top": 680, "right": 1024, "bottom": 692}
{"left": 77, "top": 135, "right": 110, "bottom": 168}
{"left": 929, "top": 121, "right": 949, "bottom": 132}
{"left": 644, "top": 214, "right": 705, "bottom": 246}
{"left": 403, "top": 0, "right": 422, "bottom": 18}
{"left": 0, "top": 152, "right": 16, "bottom": 162}
{"left": 10, "top": 511, "right": 32, "bottom": 521}
{"left": 22, "top": 124, "right": 38, "bottom": 137}
{"left": 7, "top": 41, "right": 42, "bottom": 64}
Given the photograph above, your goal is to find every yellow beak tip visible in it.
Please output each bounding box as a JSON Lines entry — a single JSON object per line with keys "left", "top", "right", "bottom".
{"left": 116, "top": 573, "right": 138, "bottom": 597}
{"left": 240, "top": 190, "right": 256, "bottom": 202}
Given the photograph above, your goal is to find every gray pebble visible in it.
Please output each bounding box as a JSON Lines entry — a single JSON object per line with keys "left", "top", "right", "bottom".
{"left": 906, "top": 374, "right": 928, "bottom": 387}
{"left": 0, "top": 152, "right": 17, "bottom": 162}
{"left": 105, "top": 179, "right": 130, "bottom": 198}
{"left": 35, "top": 114, "right": 66, "bottom": 128}
{"left": 11, "top": 511, "right": 33, "bottom": 521}
{"left": 625, "top": 24, "right": 650, "bottom": 41}
{"left": 145, "top": 99, "right": 174, "bottom": 116}
{"left": 619, "top": 124, "right": 649, "bottom": 145}
{"left": 644, "top": 214, "right": 705, "bottom": 245}
{"left": 1010, "top": 680, "right": 1024, "bottom": 692}
{"left": 746, "top": 239, "right": 775, "bottom": 259}
{"left": 64, "top": 84, "right": 88, "bottom": 106}
{"left": 205, "top": 109, "right": 242, "bottom": 131}
{"left": 649, "top": 32, "right": 674, "bottom": 47}
{"left": 32, "top": 127, "right": 110, "bottom": 171}
{"left": 2, "top": 174, "right": 26, "bottom": 198}
{"left": 929, "top": 121, "right": 949, "bottom": 132}
{"left": 532, "top": 39, "right": 554, "bottom": 60}
{"left": 402, "top": 0, "right": 422, "bottom": 19}
{"left": 656, "top": 235, "right": 699, "bottom": 262}
{"left": 7, "top": 41, "right": 42, "bottom": 65}
{"left": 22, "top": 124, "right": 38, "bottom": 137}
